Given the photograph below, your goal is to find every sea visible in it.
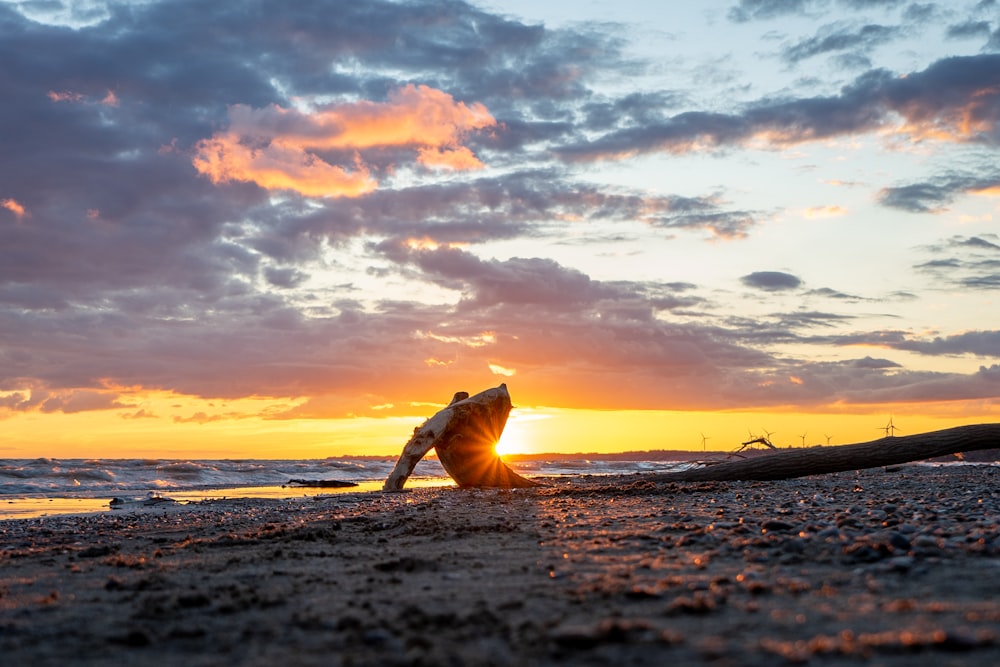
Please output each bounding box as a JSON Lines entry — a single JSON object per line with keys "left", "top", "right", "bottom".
{"left": 0, "top": 457, "right": 692, "bottom": 520}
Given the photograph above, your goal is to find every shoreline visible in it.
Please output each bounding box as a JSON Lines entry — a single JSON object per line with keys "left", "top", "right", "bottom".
{"left": 0, "top": 478, "right": 458, "bottom": 521}
{"left": 2, "top": 466, "right": 998, "bottom": 665}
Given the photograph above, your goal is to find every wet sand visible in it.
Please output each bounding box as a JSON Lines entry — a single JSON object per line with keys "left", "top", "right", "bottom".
{"left": 2, "top": 465, "right": 998, "bottom": 666}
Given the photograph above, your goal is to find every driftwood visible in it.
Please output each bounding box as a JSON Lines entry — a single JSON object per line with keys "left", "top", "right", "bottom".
{"left": 650, "top": 423, "right": 1000, "bottom": 483}
{"left": 285, "top": 478, "right": 358, "bottom": 488}
{"left": 383, "top": 384, "right": 536, "bottom": 491}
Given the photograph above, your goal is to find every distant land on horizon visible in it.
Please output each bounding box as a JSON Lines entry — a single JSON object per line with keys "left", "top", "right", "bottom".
{"left": 339, "top": 447, "right": 1000, "bottom": 464}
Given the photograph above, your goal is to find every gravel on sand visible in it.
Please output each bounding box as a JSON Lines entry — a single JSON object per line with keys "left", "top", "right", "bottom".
{"left": 2, "top": 465, "right": 998, "bottom": 666}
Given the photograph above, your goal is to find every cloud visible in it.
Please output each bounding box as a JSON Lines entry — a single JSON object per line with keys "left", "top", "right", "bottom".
{"left": 959, "top": 236, "right": 1000, "bottom": 251}
{"left": 852, "top": 356, "right": 901, "bottom": 369}
{"left": 1, "top": 198, "right": 26, "bottom": 218}
{"left": 38, "top": 389, "right": 132, "bottom": 414}
{"left": 877, "top": 182, "right": 956, "bottom": 212}
{"left": 894, "top": 330, "right": 1000, "bottom": 357}
{"left": 822, "top": 325, "right": 1000, "bottom": 357}
{"left": 556, "top": 53, "right": 1000, "bottom": 161}
{"left": 913, "top": 234, "right": 1000, "bottom": 291}
{"left": 877, "top": 172, "right": 1000, "bottom": 212}
{"left": 835, "top": 364, "right": 1000, "bottom": 403}
{"left": 193, "top": 84, "right": 496, "bottom": 197}
{"left": 806, "top": 287, "right": 866, "bottom": 300}
{"left": 741, "top": 271, "right": 803, "bottom": 291}
{"left": 728, "top": 0, "right": 818, "bottom": 22}
{"left": 727, "top": 0, "right": 905, "bottom": 23}
{"left": 946, "top": 20, "right": 993, "bottom": 40}
{"left": 2, "top": 0, "right": 998, "bottom": 421}
{"left": 802, "top": 205, "right": 847, "bottom": 218}
{"left": 782, "top": 23, "right": 904, "bottom": 65}
{"left": 374, "top": 239, "right": 629, "bottom": 309}
{"left": 774, "top": 310, "right": 855, "bottom": 328}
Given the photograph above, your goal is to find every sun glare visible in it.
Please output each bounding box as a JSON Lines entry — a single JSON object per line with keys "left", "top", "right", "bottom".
{"left": 494, "top": 426, "right": 525, "bottom": 457}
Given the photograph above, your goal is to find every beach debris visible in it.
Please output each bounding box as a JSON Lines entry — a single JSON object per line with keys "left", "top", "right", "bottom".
{"left": 284, "top": 478, "right": 358, "bottom": 488}
{"left": 383, "top": 383, "right": 536, "bottom": 490}
{"left": 648, "top": 423, "right": 1000, "bottom": 483}
{"left": 109, "top": 492, "right": 177, "bottom": 510}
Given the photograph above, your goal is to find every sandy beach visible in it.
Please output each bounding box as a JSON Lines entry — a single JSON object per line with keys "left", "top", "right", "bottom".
{"left": 2, "top": 465, "right": 999, "bottom": 666}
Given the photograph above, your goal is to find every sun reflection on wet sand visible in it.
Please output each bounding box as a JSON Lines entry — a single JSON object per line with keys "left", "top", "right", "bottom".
{"left": 0, "top": 478, "right": 455, "bottom": 520}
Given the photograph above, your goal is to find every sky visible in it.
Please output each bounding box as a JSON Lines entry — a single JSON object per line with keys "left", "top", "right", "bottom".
{"left": 1, "top": 0, "right": 999, "bottom": 459}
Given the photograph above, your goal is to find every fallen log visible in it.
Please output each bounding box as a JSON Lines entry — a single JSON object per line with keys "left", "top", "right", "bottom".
{"left": 649, "top": 423, "right": 1000, "bottom": 482}
{"left": 383, "top": 384, "right": 537, "bottom": 491}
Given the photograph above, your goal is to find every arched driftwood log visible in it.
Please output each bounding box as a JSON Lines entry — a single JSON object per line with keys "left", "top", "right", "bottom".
{"left": 383, "top": 384, "right": 537, "bottom": 491}
{"left": 650, "top": 423, "right": 1000, "bottom": 483}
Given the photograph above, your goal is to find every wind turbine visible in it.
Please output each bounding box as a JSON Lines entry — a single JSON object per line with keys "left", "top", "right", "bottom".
{"left": 798, "top": 432, "right": 808, "bottom": 447}
{"left": 761, "top": 428, "right": 776, "bottom": 447}
{"left": 700, "top": 433, "right": 710, "bottom": 451}
{"left": 824, "top": 434, "right": 832, "bottom": 445}
{"left": 885, "top": 417, "right": 899, "bottom": 437}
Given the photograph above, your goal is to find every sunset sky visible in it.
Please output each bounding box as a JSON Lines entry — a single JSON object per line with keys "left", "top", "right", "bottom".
{"left": 2, "top": 0, "right": 999, "bottom": 459}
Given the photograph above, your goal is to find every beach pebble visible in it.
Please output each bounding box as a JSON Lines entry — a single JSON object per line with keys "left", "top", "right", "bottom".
{"left": 761, "top": 519, "right": 795, "bottom": 533}
{"left": 887, "top": 532, "right": 911, "bottom": 552}
{"left": 883, "top": 555, "right": 915, "bottom": 572}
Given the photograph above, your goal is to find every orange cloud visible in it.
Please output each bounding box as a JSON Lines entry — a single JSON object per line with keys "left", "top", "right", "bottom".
{"left": 803, "top": 205, "right": 847, "bottom": 219}
{"left": 969, "top": 184, "right": 1000, "bottom": 198}
{"left": 2, "top": 198, "right": 26, "bottom": 218}
{"left": 47, "top": 90, "right": 84, "bottom": 102}
{"left": 488, "top": 362, "right": 517, "bottom": 377}
{"left": 193, "top": 136, "right": 377, "bottom": 198}
{"left": 193, "top": 84, "right": 495, "bottom": 197}
{"left": 891, "top": 85, "right": 1000, "bottom": 143}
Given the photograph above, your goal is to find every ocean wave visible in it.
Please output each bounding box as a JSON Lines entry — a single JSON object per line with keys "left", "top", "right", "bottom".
{"left": 0, "top": 456, "right": 696, "bottom": 502}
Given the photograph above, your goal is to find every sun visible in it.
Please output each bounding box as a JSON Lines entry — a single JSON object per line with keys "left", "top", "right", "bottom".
{"left": 493, "top": 426, "right": 526, "bottom": 457}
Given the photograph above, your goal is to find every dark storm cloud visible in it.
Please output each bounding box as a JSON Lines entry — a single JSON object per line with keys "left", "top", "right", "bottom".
{"left": 740, "top": 271, "right": 803, "bottom": 291}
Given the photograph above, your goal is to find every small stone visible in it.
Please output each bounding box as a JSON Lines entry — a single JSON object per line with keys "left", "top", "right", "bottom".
{"left": 362, "top": 628, "right": 400, "bottom": 649}
{"left": 885, "top": 556, "right": 914, "bottom": 572}
{"left": 888, "top": 532, "right": 911, "bottom": 552}
{"left": 761, "top": 519, "right": 795, "bottom": 533}
{"left": 781, "top": 538, "right": 806, "bottom": 554}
